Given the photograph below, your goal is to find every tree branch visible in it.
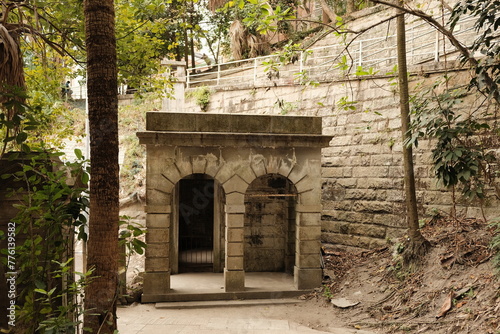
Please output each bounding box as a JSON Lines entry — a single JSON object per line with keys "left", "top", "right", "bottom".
{"left": 370, "top": 0, "right": 499, "bottom": 103}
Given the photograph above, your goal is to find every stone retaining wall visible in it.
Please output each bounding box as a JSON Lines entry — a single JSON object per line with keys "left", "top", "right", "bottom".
{"left": 181, "top": 61, "right": 499, "bottom": 249}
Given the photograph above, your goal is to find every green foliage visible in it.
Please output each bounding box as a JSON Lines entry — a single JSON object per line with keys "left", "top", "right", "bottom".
{"left": 35, "top": 260, "right": 94, "bottom": 334}
{"left": 325, "top": 0, "right": 373, "bottom": 16}
{"left": 274, "top": 98, "right": 297, "bottom": 114}
{"left": 322, "top": 285, "right": 333, "bottom": 300}
{"left": 408, "top": 78, "right": 497, "bottom": 201}
{"left": 337, "top": 96, "right": 357, "bottom": 111}
{"left": 1, "top": 148, "right": 90, "bottom": 332}
{"left": 186, "top": 86, "right": 213, "bottom": 112}
{"left": 119, "top": 216, "right": 147, "bottom": 257}
{"left": 222, "top": 0, "right": 295, "bottom": 35}
{"left": 0, "top": 87, "right": 39, "bottom": 157}
{"left": 115, "top": 0, "right": 172, "bottom": 95}
{"left": 450, "top": 1, "right": 500, "bottom": 101}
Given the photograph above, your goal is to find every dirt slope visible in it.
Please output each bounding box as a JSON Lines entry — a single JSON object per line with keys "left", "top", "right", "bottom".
{"left": 314, "top": 217, "right": 499, "bottom": 334}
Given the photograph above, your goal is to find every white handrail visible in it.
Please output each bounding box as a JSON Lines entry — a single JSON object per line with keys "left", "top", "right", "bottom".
{"left": 186, "top": 10, "right": 477, "bottom": 88}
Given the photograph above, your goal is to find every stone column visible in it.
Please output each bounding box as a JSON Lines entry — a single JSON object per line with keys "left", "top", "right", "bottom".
{"left": 141, "top": 145, "right": 174, "bottom": 302}
{"left": 293, "top": 156, "right": 323, "bottom": 290}
{"left": 294, "top": 204, "right": 322, "bottom": 289}
{"left": 142, "top": 211, "right": 171, "bottom": 302}
{"left": 224, "top": 193, "right": 245, "bottom": 291}
{"left": 161, "top": 59, "right": 185, "bottom": 112}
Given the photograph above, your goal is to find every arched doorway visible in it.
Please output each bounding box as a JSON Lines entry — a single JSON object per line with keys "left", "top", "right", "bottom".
{"left": 172, "top": 174, "right": 225, "bottom": 273}
{"left": 244, "top": 174, "right": 297, "bottom": 273}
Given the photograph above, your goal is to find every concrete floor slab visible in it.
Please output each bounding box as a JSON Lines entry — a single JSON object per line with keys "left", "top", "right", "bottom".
{"left": 143, "top": 272, "right": 308, "bottom": 302}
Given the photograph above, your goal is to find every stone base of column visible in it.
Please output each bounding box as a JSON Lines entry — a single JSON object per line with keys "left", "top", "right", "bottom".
{"left": 142, "top": 271, "right": 170, "bottom": 302}
{"left": 224, "top": 268, "right": 245, "bottom": 292}
{"left": 294, "top": 266, "right": 322, "bottom": 290}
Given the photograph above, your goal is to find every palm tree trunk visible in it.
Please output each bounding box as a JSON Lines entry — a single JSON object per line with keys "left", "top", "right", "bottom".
{"left": 83, "top": 0, "right": 119, "bottom": 332}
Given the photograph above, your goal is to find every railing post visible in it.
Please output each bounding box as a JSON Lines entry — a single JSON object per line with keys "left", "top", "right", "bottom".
{"left": 186, "top": 69, "right": 190, "bottom": 88}
{"left": 434, "top": 30, "right": 440, "bottom": 62}
{"left": 217, "top": 63, "right": 221, "bottom": 86}
{"left": 298, "top": 51, "right": 304, "bottom": 84}
{"left": 253, "top": 58, "right": 257, "bottom": 85}
{"left": 299, "top": 51, "right": 304, "bottom": 73}
{"left": 358, "top": 40, "right": 363, "bottom": 67}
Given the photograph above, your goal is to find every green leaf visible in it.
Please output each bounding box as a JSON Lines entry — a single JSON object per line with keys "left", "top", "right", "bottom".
{"left": 16, "top": 131, "right": 28, "bottom": 144}
{"left": 81, "top": 172, "right": 90, "bottom": 185}
{"left": 75, "top": 148, "right": 83, "bottom": 160}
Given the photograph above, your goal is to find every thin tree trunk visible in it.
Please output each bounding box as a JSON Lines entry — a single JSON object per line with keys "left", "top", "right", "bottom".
{"left": 319, "top": 0, "right": 337, "bottom": 23}
{"left": 396, "top": 3, "right": 429, "bottom": 263}
{"left": 346, "top": 0, "right": 356, "bottom": 14}
{"left": 83, "top": 0, "right": 119, "bottom": 332}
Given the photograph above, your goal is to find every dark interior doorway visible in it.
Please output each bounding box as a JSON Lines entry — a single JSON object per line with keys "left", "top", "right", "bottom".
{"left": 178, "top": 176, "right": 215, "bottom": 272}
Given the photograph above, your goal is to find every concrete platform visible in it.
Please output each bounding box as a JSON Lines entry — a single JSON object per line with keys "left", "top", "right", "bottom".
{"left": 142, "top": 272, "right": 310, "bottom": 303}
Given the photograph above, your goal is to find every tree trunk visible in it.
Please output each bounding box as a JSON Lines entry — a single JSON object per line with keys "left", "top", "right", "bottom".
{"left": 83, "top": 0, "right": 119, "bottom": 332}
{"left": 346, "top": 0, "right": 356, "bottom": 14}
{"left": 319, "top": 0, "right": 337, "bottom": 23}
{"left": 396, "top": 3, "right": 429, "bottom": 264}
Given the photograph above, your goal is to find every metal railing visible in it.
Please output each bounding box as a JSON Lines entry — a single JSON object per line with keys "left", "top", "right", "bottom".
{"left": 186, "top": 11, "right": 478, "bottom": 88}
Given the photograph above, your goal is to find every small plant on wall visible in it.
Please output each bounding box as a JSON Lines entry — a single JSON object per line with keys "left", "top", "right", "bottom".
{"left": 187, "top": 86, "right": 213, "bottom": 112}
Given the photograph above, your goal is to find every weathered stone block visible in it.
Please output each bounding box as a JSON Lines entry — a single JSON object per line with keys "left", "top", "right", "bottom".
{"left": 226, "top": 213, "right": 244, "bottom": 227}
{"left": 145, "top": 244, "right": 169, "bottom": 258}
{"left": 234, "top": 164, "right": 255, "bottom": 184}
{"left": 205, "top": 153, "right": 222, "bottom": 177}
{"left": 294, "top": 267, "right": 322, "bottom": 289}
{"left": 226, "top": 192, "right": 245, "bottom": 206}
{"left": 225, "top": 256, "right": 244, "bottom": 270}
{"left": 352, "top": 200, "right": 393, "bottom": 213}
{"left": 250, "top": 154, "right": 267, "bottom": 177}
{"left": 227, "top": 242, "right": 244, "bottom": 256}
{"left": 278, "top": 156, "right": 296, "bottom": 177}
{"left": 223, "top": 175, "right": 249, "bottom": 194}
{"left": 227, "top": 228, "right": 244, "bottom": 242}
{"left": 216, "top": 163, "right": 236, "bottom": 184}
{"left": 146, "top": 229, "right": 170, "bottom": 243}
{"left": 299, "top": 188, "right": 321, "bottom": 205}
{"left": 142, "top": 272, "right": 170, "bottom": 295}
{"left": 146, "top": 214, "right": 170, "bottom": 228}
{"left": 146, "top": 187, "right": 172, "bottom": 208}
{"left": 297, "top": 226, "right": 321, "bottom": 240}
{"left": 296, "top": 254, "right": 320, "bottom": 268}
{"left": 191, "top": 155, "right": 208, "bottom": 174}
{"left": 224, "top": 269, "right": 245, "bottom": 292}
{"left": 297, "top": 212, "right": 321, "bottom": 226}
{"left": 158, "top": 164, "right": 181, "bottom": 184}
{"left": 297, "top": 240, "right": 320, "bottom": 254}
{"left": 349, "top": 223, "right": 386, "bottom": 238}
{"left": 145, "top": 257, "right": 169, "bottom": 271}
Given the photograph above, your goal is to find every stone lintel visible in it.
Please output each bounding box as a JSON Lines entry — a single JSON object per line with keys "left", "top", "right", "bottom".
{"left": 137, "top": 132, "right": 332, "bottom": 148}
{"left": 146, "top": 112, "right": 323, "bottom": 134}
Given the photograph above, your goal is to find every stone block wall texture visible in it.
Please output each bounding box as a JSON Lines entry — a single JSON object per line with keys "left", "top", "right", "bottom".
{"left": 244, "top": 174, "right": 296, "bottom": 272}
{"left": 180, "top": 10, "right": 500, "bottom": 251}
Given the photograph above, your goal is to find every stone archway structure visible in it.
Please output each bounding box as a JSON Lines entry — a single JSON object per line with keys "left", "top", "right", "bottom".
{"left": 137, "top": 112, "right": 332, "bottom": 302}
